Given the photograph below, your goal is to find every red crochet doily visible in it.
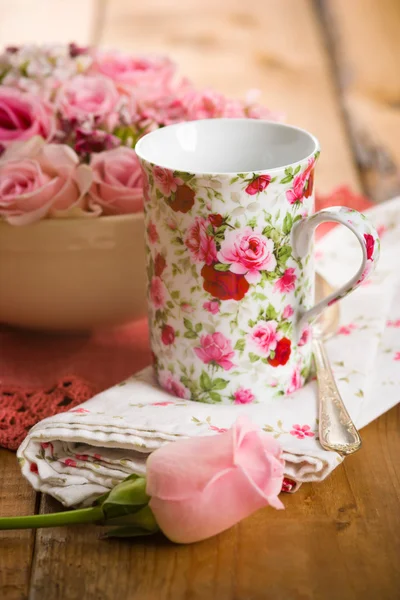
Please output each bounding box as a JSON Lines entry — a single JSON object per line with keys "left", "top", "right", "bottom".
{"left": 0, "top": 376, "right": 96, "bottom": 450}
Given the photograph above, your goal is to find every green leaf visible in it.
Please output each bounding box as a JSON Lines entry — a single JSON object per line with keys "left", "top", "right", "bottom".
{"left": 279, "top": 175, "right": 293, "bottom": 184}
{"left": 183, "top": 318, "right": 193, "bottom": 330}
{"left": 265, "top": 303, "right": 278, "bottom": 320}
{"left": 195, "top": 323, "right": 203, "bottom": 333}
{"left": 278, "top": 321, "right": 292, "bottom": 336}
{"left": 282, "top": 213, "right": 293, "bottom": 235}
{"left": 285, "top": 167, "right": 293, "bottom": 176}
{"left": 214, "top": 263, "right": 231, "bottom": 272}
{"left": 247, "top": 216, "right": 258, "bottom": 229}
{"left": 209, "top": 392, "right": 222, "bottom": 402}
{"left": 155, "top": 188, "right": 163, "bottom": 200}
{"left": 270, "top": 229, "right": 281, "bottom": 243}
{"left": 184, "top": 331, "right": 198, "bottom": 339}
{"left": 212, "top": 378, "right": 229, "bottom": 390}
{"left": 230, "top": 176, "right": 239, "bottom": 184}
{"left": 166, "top": 301, "right": 174, "bottom": 309}
{"left": 171, "top": 290, "right": 180, "bottom": 300}
{"left": 262, "top": 225, "right": 273, "bottom": 237}
{"left": 253, "top": 292, "right": 267, "bottom": 301}
{"left": 234, "top": 339, "right": 246, "bottom": 351}
{"left": 263, "top": 425, "right": 274, "bottom": 432}
{"left": 293, "top": 214, "right": 303, "bottom": 223}
{"left": 293, "top": 164, "right": 301, "bottom": 175}
{"left": 249, "top": 352, "right": 260, "bottom": 363}
{"left": 355, "top": 389, "right": 364, "bottom": 398}
{"left": 277, "top": 245, "right": 292, "bottom": 261}
{"left": 200, "top": 371, "right": 212, "bottom": 391}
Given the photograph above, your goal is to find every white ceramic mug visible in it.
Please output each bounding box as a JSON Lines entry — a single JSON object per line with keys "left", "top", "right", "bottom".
{"left": 136, "top": 119, "right": 379, "bottom": 404}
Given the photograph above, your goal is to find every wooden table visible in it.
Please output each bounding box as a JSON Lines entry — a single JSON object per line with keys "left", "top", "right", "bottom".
{"left": 1, "top": 1, "right": 400, "bottom": 598}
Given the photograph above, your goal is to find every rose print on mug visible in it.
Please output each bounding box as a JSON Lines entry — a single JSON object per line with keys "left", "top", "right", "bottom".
{"left": 136, "top": 119, "right": 380, "bottom": 403}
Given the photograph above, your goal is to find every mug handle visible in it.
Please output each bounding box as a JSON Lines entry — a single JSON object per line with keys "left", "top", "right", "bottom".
{"left": 292, "top": 205, "right": 380, "bottom": 333}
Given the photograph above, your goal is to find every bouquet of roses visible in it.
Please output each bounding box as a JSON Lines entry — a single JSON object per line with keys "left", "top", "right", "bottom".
{"left": 0, "top": 43, "right": 277, "bottom": 225}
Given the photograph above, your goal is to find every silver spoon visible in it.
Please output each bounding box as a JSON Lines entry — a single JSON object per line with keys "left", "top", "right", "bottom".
{"left": 313, "top": 275, "right": 362, "bottom": 455}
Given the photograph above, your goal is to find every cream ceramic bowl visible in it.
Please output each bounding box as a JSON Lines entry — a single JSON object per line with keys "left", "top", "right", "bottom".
{"left": 0, "top": 214, "right": 147, "bottom": 332}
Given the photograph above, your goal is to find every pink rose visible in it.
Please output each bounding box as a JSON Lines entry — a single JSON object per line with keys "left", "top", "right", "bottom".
{"left": 234, "top": 387, "right": 255, "bottom": 405}
{"left": 282, "top": 305, "right": 294, "bottom": 319}
{"left": 203, "top": 300, "right": 220, "bottom": 315}
{"left": 147, "top": 220, "right": 159, "bottom": 244}
{"left": 184, "top": 217, "right": 217, "bottom": 266}
{"left": 92, "top": 51, "right": 175, "bottom": 98}
{"left": 158, "top": 370, "right": 190, "bottom": 399}
{"left": 153, "top": 166, "right": 183, "bottom": 196}
{"left": 194, "top": 332, "right": 235, "bottom": 370}
{"left": 89, "top": 147, "right": 143, "bottom": 215}
{"left": 274, "top": 268, "right": 297, "bottom": 293}
{"left": 146, "top": 416, "right": 285, "bottom": 543}
{"left": 0, "top": 87, "right": 54, "bottom": 146}
{"left": 180, "top": 302, "right": 194, "bottom": 314}
{"left": 183, "top": 90, "right": 244, "bottom": 120}
{"left": 286, "top": 364, "right": 302, "bottom": 395}
{"left": 248, "top": 320, "right": 280, "bottom": 357}
{"left": 286, "top": 157, "right": 315, "bottom": 204}
{"left": 298, "top": 325, "right": 312, "bottom": 347}
{"left": 0, "top": 137, "right": 93, "bottom": 225}
{"left": 218, "top": 226, "right": 277, "bottom": 284}
{"left": 57, "top": 75, "right": 119, "bottom": 123}
{"left": 150, "top": 276, "right": 166, "bottom": 309}
{"left": 166, "top": 216, "right": 178, "bottom": 230}
{"left": 245, "top": 174, "right": 272, "bottom": 195}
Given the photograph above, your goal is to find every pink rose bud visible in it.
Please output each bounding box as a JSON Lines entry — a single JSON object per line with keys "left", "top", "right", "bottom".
{"left": 146, "top": 416, "right": 285, "bottom": 543}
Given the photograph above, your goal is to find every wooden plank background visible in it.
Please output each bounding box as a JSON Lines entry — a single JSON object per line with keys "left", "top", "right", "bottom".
{"left": 0, "top": 1, "right": 399, "bottom": 599}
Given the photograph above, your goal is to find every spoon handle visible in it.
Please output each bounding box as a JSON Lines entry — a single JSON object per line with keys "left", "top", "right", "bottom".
{"left": 312, "top": 338, "right": 362, "bottom": 455}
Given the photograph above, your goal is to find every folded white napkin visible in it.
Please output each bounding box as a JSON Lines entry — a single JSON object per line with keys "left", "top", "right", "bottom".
{"left": 18, "top": 198, "right": 400, "bottom": 507}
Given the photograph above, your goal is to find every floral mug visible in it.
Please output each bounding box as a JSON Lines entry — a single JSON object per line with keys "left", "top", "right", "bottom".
{"left": 136, "top": 119, "right": 379, "bottom": 404}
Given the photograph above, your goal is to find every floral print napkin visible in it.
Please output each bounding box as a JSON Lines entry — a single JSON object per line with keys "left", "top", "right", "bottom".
{"left": 17, "top": 198, "right": 400, "bottom": 507}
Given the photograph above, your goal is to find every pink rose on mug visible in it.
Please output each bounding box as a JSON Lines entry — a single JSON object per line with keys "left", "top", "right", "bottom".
{"left": 218, "top": 226, "right": 277, "bottom": 284}
{"left": 89, "top": 147, "right": 143, "bottom": 215}
{"left": 0, "top": 137, "right": 93, "bottom": 225}
{"left": 56, "top": 75, "right": 119, "bottom": 124}
{"left": 194, "top": 332, "right": 235, "bottom": 371}
{"left": 0, "top": 87, "right": 54, "bottom": 147}
{"left": 184, "top": 216, "right": 217, "bottom": 265}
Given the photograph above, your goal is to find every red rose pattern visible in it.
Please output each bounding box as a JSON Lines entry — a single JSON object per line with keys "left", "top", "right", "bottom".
{"left": 201, "top": 264, "right": 250, "bottom": 301}
{"left": 364, "top": 233, "right": 375, "bottom": 260}
{"left": 268, "top": 337, "right": 292, "bottom": 367}
{"left": 245, "top": 174, "right": 272, "bottom": 195}
{"left": 169, "top": 184, "right": 195, "bottom": 213}
{"left": 209, "top": 213, "right": 224, "bottom": 227}
{"left": 161, "top": 324, "right": 175, "bottom": 345}
{"left": 154, "top": 253, "right": 167, "bottom": 277}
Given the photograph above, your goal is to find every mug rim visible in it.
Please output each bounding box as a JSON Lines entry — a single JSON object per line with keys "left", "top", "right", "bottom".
{"left": 135, "top": 118, "right": 320, "bottom": 176}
